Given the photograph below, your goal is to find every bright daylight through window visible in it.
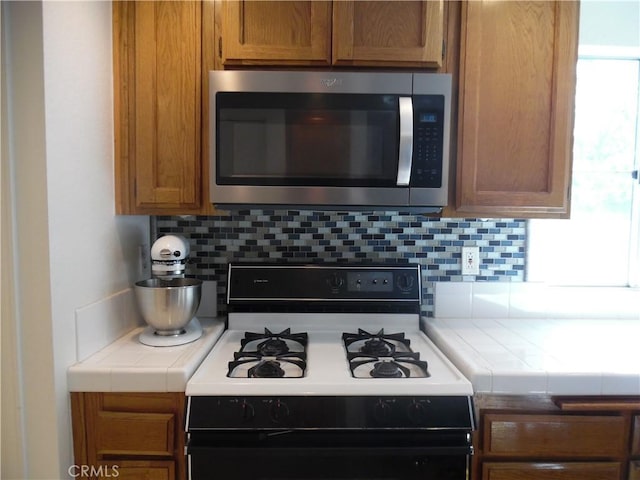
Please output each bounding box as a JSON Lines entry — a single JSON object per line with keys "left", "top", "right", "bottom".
{"left": 528, "top": 57, "right": 640, "bottom": 287}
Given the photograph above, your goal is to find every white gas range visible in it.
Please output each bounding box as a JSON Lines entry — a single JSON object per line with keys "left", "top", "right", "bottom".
{"left": 185, "top": 263, "right": 475, "bottom": 480}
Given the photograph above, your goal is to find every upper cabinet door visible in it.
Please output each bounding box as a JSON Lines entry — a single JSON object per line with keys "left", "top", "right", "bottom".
{"left": 114, "top": 1, "right": 203, "bottom": 214}
{"left": 221, "top": 1, "right": 332, "bottom": 65}
{"left": 456, "top": 1, "right": 579, "bottom": 218}
{"left": 332, "top": 0, "right": 444, "bottom": 67}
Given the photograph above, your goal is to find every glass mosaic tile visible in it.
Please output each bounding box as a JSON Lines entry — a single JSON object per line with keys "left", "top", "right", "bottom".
{"left": 156, "top": 211, "right": 525, "bottom": 316}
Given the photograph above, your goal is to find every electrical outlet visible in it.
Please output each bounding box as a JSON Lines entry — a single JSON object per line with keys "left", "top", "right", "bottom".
{"left": 462, "top": 246, "right": 480, "bottom": 276}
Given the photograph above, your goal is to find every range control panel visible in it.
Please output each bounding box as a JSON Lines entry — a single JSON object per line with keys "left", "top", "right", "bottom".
{"left": 188, "top": 395, "right": 474, "bottom": 431}
{"left": 227, "top": 263, "right": 421, "bottom": 303}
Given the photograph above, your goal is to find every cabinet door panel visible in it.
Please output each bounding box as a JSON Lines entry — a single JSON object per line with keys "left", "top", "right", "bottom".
{"left": 133, "top": 1, "right": 202, "bottom": 210}
{"left": 94, "top": 411, "right": 175, "bottom": 457}
{"left": 483, "top": 462, "right": 621, "bottom": 480}
{"left": 222, "top": 1, "right": 331, "bottom": 65}
{"left": 332, "top": 0, "right": 444, "bottom": 67}
{"left": 456, "top": 1, "right": 578, "bottom": 217}
{"left": 483, "top": 414, "right": 626, "bottom": 457}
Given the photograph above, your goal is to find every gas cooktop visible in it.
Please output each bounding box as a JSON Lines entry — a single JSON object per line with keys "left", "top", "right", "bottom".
{"left": 186, "top": 263, "right": 472, "bottom": 397}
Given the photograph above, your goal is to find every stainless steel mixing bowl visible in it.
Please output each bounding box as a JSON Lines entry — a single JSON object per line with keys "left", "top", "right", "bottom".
{"left": 134, "top": 277, "right": 202, "bottom": 335}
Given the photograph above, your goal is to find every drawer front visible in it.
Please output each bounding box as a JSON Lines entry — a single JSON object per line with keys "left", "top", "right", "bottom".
{"left": 94, "top": 411, "right": 175, "bottom": 457}
{"left": 483, "top": 414, "right": 626, "bottom": 457}
{"left": 102, "top": 392, "right": 179, "bottom": 413}
{"left": 99, "top": 460, "right": 175, "bottom": 480}
{"left": 632, "top": 416, "right": 640, "bottom": 456}
{"left": 482, "top": 461, "right": 621, "bottom": 480}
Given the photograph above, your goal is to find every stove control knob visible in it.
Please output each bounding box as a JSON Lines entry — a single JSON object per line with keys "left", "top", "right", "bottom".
{"left": 269, "top": 400, "right": 290, "bottom": 423}
{"left": 327, "top": 273, "right": 345, "bottom": 290}
{"left": 373, "top": 400, "right": 393, "bottom": 423}
{"left": 241, "top": 400, "right": 255, "bottom": 422}
{"left": 407, "top": 401, "right": 428, "bottom": 424}
{"left": 396, "top": 274, "right": 415, "bottom": 291}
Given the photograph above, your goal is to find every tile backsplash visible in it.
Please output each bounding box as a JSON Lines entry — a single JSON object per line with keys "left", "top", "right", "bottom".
{"left": 434, "top": 282, "right": 640, "bottom": 320}
{"left": 156, "top": 211, "right": 526, "bottom": 316}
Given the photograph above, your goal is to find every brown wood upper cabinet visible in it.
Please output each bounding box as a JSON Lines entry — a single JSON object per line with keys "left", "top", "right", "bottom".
{"left": 455, "top": 1, "right": 579, "bottom": 218}
{"left": 113, "top": 1, "right": 580, "bottom": 218}
{"left": 114, "top": 1, "right": 205, "bottom": 215}
{"left": 219, "top": 0, "right": 445, "bottom": 68}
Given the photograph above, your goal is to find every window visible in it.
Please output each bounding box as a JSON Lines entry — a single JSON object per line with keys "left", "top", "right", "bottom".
{"left": 527, "top": 57, "right": 640, "bottom": 287}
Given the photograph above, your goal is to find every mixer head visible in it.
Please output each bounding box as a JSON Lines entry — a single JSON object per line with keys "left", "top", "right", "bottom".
{"left": 150, "top": 235, "right": 190, "bottom": 278}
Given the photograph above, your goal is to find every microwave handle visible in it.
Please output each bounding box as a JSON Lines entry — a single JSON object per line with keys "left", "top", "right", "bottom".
{"left": 397, "top": 97, "right": 413, "bottom": 186}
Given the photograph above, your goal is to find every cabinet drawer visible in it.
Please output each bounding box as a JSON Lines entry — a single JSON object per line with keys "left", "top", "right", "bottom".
{"left": 632, "top": 416, "right": 640, "bottom": 456}
{"left": 483, "top": 414, "right": 626, "bottom": 457}
{"left": 99, "top": 460, "right": 175, "bottom": 480}
{"left": 482, "top": 461, "right": 621, "bottom": 480}
{"left": 94, "top": 411, "right": 175, "bottom": 457}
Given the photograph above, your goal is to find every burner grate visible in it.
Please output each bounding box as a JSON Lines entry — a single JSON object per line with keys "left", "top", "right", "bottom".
{"left": 343, "top": 328, "right": 411, "bottom": 354}
{"left": 347, "top": 352, "right": 430, "bottom": 378}
{"left": 343, "top": 329, "right": 429, "bottom": 378}
{"left": 227, "top": 328, "right": 308, "bottom": 378}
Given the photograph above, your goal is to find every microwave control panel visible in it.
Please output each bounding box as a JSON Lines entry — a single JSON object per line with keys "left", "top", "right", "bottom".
{"left": 412, "top": 95, "right": 445, "bottom": 188}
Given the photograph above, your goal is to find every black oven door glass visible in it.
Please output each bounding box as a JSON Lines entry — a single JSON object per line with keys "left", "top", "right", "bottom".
{"left": 188, "top": 431, "right": 470, "bottom": 480}
{"left": 189, "top": 447, "right": 468, "bottom": 480}
{"left": 216, "top": 93, "right": 400, "bottom": 187}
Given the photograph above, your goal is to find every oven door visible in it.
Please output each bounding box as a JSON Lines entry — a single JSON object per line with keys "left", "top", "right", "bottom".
{"left": 188, "top": 430, "right": 471, "bottom": 480}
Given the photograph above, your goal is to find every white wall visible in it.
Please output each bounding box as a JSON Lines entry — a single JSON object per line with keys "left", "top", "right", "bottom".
{"left": 580, "top": 0, "right": 640, "bottom": 53}
{"left": 1, "top": 1, "right": 149, "bottom": 478}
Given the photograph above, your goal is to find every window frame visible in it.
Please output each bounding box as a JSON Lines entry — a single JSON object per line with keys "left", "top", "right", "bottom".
{"left": 527, "top": 51, "right": 640, "bottom": 288}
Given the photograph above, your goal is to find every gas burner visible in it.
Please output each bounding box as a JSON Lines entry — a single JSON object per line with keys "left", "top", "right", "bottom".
{"left": 257, "top": 338, "right": 289, "bottom": 356}
{"left": 227, "top": 352, "right": 307, "bottom": 378}
{"left": 362, "top": 338, "right": 395, "bottom": 356}
{"left": 248, "top": 360, "right": 285, "bottom": 378}
{"left": 347, "top": 352, "right": 430, "bottom": 379}
{"left": 342, "top": 329, "right": 412, "bottom": 355}
{"left": 371, "top": 360, "right": 404, "bottom": 378}
{"left": 227, "top": 328, "right": 308, "bottom": 378}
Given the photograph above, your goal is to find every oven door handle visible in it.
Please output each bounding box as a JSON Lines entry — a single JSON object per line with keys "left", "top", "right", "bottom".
{"left": 397, "top": 97, "right": 413, "bottom": 186}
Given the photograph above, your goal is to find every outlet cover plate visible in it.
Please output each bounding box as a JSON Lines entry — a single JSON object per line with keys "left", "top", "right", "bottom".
{"left": 462, "top": 246, "right": 480, "bottom": 275}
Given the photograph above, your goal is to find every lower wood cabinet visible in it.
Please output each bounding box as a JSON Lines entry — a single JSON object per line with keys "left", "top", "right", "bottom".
{"left": 71, "top": 392, "right": 185, "bottom": 480}
{"left": 472, "top": 396, "right": 640, "bottom": 480}
{"left": 483, "top": 461, "right": 622, "bottom": 480}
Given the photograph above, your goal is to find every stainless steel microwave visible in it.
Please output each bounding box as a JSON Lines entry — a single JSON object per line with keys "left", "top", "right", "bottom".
{"left": 209, "top": 71, "right": 452, "bottom": 211}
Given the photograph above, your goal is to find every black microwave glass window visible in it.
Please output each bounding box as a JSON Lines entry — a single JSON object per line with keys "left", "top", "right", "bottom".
{"left": 216, "top": 93, "right": 400, "bottom": 187}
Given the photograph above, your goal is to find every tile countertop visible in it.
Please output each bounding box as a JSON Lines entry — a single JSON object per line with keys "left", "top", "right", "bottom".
{"left": 68, "top": 317, "right": 226, "bottom": 392}
{"left": 422, "top": 317, "right": 640, "bottom": 396}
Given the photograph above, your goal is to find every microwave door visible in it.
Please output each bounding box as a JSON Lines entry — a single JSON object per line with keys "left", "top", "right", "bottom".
{"left": 212, "top": 87, "right": 413, "bottom": 208}
{"left": 397, "top": 97, "right": 413, "bottom": 186}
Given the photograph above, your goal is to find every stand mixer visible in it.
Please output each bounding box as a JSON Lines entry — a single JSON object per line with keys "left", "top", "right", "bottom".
{"left": 135, "top": 235, "right": 203, "bottom": 347}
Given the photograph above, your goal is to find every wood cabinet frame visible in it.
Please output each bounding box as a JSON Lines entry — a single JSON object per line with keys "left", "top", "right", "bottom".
{"left": 70, "top": 392, "right": 186, "bottom": 480}
{"left": 455, "top": 1, "right": 579, "bottom": 218}
{"left": 471, "top": 395, "right": 640, "bottom": 480}
{"left": 217, "top": 0, "right": 445, "bottom": 68}
{"left": 114, "top": 1, "right": 207, "bottom": 215}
